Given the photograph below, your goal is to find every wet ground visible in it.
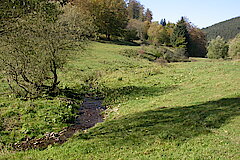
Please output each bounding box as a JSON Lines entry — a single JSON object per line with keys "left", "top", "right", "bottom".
{"left": 14, "top": 96, "right": 105, "bottom": 150}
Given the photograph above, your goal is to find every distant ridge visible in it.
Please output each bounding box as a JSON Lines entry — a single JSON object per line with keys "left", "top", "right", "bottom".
{"left": 203, "top": 16, "right": 240, "bottom": 41}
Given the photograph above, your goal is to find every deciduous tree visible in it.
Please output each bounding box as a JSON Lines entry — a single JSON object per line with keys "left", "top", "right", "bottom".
{"left": 147, "top": 22, "right": 163, "bottom": 46}
{"left": 126, "top": 19, "right": 149, "bottom": 41}
{"left": 187, "top": 24, "right": 207, "bottom": 57}
{"left": 207, "top": 36, "right": 228, "bottom": 59}
{"left": 91, "top": 0, "right": 128, "bottom": 40}
{"left": 147, "top": 22, "right": 172, "bottom": 46}
{"left": 228, "top": 33, "right": 240, "bottom": 59}
{"left": 0, "top": 3, "right": 95, "bottom": 97}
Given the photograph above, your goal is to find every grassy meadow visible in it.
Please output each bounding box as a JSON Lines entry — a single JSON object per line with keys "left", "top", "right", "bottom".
{"left": 0, "top": 41, "right": 240, "bottom": 159}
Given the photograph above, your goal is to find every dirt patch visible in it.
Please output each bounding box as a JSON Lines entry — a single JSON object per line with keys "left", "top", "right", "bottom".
{"left": 13, "top": 96, "right": 105, "bottom": 150}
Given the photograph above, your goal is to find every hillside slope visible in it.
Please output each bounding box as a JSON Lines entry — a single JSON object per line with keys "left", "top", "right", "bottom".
{"left": 203, "top": 16, "right": 240, "bottom": 41}
{"left": 1, "top": 42, "right": 240, "bottom": 160}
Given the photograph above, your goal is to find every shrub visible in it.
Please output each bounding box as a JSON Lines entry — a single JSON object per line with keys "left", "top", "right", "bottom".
{"left": 141, "top": 46, "right": 163, "bottom": 58}
{"left": 163, "top": 48, "right": 188, "bottom": 62}
{"left": 124, "top": 29, "right": 139, "bottom": 42}
{"left": 119, "top": 48, "right": 157, "bottom": 61}
{"left": 142, "top": 46, "right": 188, "bottom": 62}
{"left": 207, "top": 36, "right": 229, "bottom": 59}
{"left": 119, "top": 49, "right": 140, "bottom": 58}
{"left": 228, "top": 34, "right": 240, "bottom": 59}
{"left": 119, "top": 46, "right": 189, "bottom": 63}
{"left": 0, "top": 4, "right": 95, "bottom": 98}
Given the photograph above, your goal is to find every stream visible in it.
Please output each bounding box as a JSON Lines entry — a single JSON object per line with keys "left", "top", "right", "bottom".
{"left": 14, "top": 96, "right": 105, "bottom": 150}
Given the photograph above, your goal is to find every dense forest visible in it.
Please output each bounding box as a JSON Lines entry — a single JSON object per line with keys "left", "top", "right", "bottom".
{"left": 203, "top": 16, "right": 240, "bottom": 41}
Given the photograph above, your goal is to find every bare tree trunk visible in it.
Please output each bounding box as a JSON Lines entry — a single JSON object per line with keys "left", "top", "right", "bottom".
{"left": 50, "top": 60, "right": 60, "bottom": 95}
{"left": 106, "top": 33, "right": 111, "bottom": 40}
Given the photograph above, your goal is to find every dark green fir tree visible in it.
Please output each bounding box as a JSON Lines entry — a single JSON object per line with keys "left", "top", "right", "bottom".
{"left": 170, "top": 17, "right": 190, "bottom": 57}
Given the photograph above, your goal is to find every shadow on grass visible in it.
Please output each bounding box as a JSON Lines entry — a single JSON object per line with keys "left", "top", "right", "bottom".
{"left": 59, "top": 88, "right": 84, "bottom": 100}
{"left": 84, "top": 97, "right": 240, "bottom": 144}
{"left": 102, "top": 85, "right": 177, "bottom": 104}
{"left": 96, "top": 39, "right": 140, "bottom": 46}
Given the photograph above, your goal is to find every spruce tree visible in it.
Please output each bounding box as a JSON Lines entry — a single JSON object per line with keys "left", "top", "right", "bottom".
{"left": 160, "top": 19, "right": 166, "bottom": 26}
{"left": 127, "top": 0, "right": 141, "bottom": 20}
{"left": 170, "top": 17, "right": 189, "bottom": 56}
{"left": 127, "top": 0, "right": 146, "bottom": 22}
{"left": 145, "top": 8, "right": 153, "bottom": 22}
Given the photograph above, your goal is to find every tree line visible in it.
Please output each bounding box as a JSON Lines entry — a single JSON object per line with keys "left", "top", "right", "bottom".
{"left": 72, "top": 0, "right": 207, "bottom": 58}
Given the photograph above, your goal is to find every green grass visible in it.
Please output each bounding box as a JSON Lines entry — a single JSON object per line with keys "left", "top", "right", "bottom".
{"left": 0, "top": 98, "right": 78, "bottom": 149}
{"left": 0, "top": 41, "right": 240, "bottom": 159}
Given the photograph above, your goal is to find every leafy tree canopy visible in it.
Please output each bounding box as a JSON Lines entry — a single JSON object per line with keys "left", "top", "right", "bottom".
{"left": 207, "top": 36, "right": 229, "bottom": 59}
{"left": 228, "top": 33, "right": 240, "bottom": 59}
{"left": 0, "top": 2, "right": 96, "bottom": 98}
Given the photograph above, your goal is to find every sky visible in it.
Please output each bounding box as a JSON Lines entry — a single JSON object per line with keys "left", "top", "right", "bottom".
{"left": 139, "top": 0, "right": 240, "bottom": 28}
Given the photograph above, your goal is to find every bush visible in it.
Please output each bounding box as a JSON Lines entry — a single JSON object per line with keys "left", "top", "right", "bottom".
{"left": 0, "top": 4, "right": 95, "bottom": 98}
{"left": 142, "top": 46, "right": 188, "bottom": 62}
{"left": 119, "top": 46, "right": 189, "bottom": 63}
{"left": 141, "top": 46, "right": 163, "bottom": 58}
{"left": 119, "top": 49, "right": 140, "bottom": 58}
{"left": 228, "top": 34, "right": 240, "bottom": 59}
{"left": 207, "top": 36, "right": 229, "bottom": 59}
{"left": 124, "top": 29, "right": 139, "bottom": 42}
{"left": 163, "top": 48, "right": 188, "bottom": 62}
{"left": 119, "top": 48, "right": 157, "bottom": 61}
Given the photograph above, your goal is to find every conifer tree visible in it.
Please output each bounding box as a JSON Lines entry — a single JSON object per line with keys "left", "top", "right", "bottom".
{"left": 127, "top": 0, "right": 140, "bottom": 19}
{"left": 170, "top": 17, "right": 189, "bottom": 56}
{"left": 127, "top": 0, "right": 145, "bottom": 21}
{"left": 160, "top": 19, "right": 166, "bottom": 26}
{"left": 145, "top": 8, "right": 153, "bottom": 22}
